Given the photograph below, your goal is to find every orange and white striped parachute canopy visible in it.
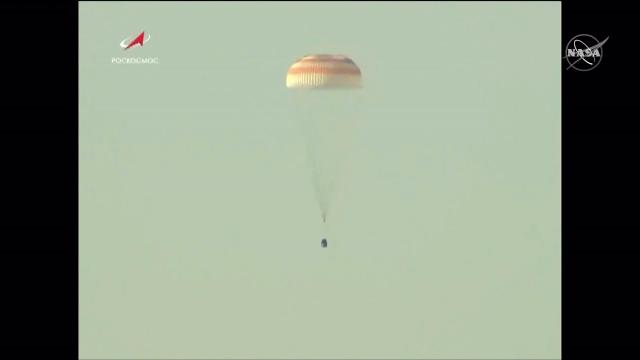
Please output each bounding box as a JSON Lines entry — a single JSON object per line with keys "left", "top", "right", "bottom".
{"left": 286, "top": 54, "right": 362, "bottom": 89}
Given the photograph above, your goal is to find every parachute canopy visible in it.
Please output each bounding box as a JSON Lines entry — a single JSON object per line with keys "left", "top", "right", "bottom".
{"left": 286, "top": 54, "right": 362, "bottom": 89}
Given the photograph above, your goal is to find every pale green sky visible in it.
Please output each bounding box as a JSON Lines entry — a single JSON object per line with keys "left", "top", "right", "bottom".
{"left": 80, "top": 2, "right": 561, "bottom": 359}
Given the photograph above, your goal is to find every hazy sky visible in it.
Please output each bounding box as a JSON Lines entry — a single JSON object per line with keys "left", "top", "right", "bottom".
{"left": 80, "top": 2, "right": 561, "bottom": 359}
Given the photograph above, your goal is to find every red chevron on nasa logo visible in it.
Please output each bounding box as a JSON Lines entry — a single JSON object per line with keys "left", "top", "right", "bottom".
{"left": 119, "top": 31, "right": 151, "bottom": 50}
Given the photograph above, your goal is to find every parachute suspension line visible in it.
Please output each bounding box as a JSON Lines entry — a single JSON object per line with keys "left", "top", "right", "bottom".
{"left": 322, "top": 212, "right": 327, "bottom": 243}
{"left": 286, "top": 54, "right": 362, "bottom": 233}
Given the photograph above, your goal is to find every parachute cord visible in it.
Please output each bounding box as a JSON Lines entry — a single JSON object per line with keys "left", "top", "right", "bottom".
{"left": 322, "top": 213, "right": 327, "bottom": 243}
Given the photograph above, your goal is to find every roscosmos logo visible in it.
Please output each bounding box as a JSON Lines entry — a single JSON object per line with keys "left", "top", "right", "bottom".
{"left": 112, "top": 30, "right": 158, "bottom": 65}
{"left": 120, "top": 31, "right": 151, "bottom": 50}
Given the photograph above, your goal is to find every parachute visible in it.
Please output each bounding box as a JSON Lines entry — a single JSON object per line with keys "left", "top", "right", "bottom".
{"left": 286, "top": 54, "right": 362, "bottom": 89}
{"left": 286, "top": 54, "right": 363, "bottom": 231}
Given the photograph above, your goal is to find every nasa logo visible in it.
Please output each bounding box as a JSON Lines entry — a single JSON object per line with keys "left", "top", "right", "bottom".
{"left": 564, "top": 34, "right": 609, "bottom": 71}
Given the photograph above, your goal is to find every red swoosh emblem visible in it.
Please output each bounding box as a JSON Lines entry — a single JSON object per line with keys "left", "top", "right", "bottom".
{"left": 125, "top": 31, "right": 145, "bottom": 50}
